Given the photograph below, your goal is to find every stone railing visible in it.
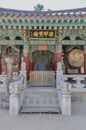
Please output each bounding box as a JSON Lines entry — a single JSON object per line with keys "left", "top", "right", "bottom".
{"left": 56, "top": 68, "right": 86, "bottom": 115}
{"left": 63, "top": 74, "right": 86, "bottom": 88}
{"left": 56, "top": 62, "right": 71, "bottom": 115}
{"left": 0, "top": 75, "right": 8, "bottom": 94}
{"left": 58, "top": 82, "right": 71, "bottom": 115}
{"left": 9, "top": 72, "right": 26, "bottom": 115}
{"left": 0, "top": 74, "right": 9, "bottom": 108}
{"left": 56, "top": 73, "right": 71, "bottom": 115}
{"left": 56, "top": 61, "right": 86, "bottom": 115}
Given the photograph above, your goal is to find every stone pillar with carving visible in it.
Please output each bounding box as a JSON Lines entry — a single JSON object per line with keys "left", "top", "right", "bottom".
{"left": 4, "top": 57, "right": 14, "bottom": 80}
{"left": 23, "top": 44, "right": 30, "bottom": 79}
{"left": 20, "top": 57, "right": 27, "bottom": 88}
{"left": 61, "top": 82, "right": 71, "bottom": 116}
{"left": 4, "top": 57, "right": 15, "bottom": 99}
{"left": 56, "top": 45, "right": 62, "bottom": 70}
{"left": 9, "top": 82, "right": 20, "bottom": 115}
{"left": 56, "top": 62, "right": 63, "bottom": 90}
{"left": 84, "top": 45, "right": 86, "bottom": 74}
{"left": 0, "top": 46, "right": 2, "bottom": 74}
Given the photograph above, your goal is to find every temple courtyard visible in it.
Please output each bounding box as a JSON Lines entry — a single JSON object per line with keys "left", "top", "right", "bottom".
{"left": 0, "top": 103, "right": 86, "bottom": 130}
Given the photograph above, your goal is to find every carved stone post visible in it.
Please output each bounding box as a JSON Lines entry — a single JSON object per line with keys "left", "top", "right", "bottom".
{"left": 56, "top": 61, "right": 64, "bottom": 112}
{"left": 9, "top": 82, "right": 20, "bottom": 115}
{"left": 4, "top": 57, "right": 15, "bottom": 99}
{"left": 84, "top": 45, "right": 86, "bottom": 74}
{"left": 56, "top": 62, "right": 63, "bottom": 89}
{"left": 61, "top": 83, "right": 71, "bottom": 116}
{"left": 23, "top": 44, "right": 30, "bottom": 79}
{"left": 0, "top": 46, "right": 2, "bottom": 74}
{"left": 4, "top": 57, "right": 14, "bottom": 80}
{"left": 56, "top": 45, "right": 62, "bottom": 70}
{"left": 20, "top": 57, "right": 27, "bottom": 88}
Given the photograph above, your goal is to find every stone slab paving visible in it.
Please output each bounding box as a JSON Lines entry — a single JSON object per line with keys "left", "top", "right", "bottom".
{"left": 0, "top": 108, "right": 86, "bottom": 130}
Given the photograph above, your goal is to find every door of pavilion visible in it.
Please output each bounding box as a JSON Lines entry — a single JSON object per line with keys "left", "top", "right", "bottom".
{"left": 29, "top": 50, "right": 56, "bottom": 87}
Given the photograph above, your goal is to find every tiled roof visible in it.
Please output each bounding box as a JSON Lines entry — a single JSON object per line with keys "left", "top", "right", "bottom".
{"left": 0, "top": 7, "right": 86, "bottom": 17}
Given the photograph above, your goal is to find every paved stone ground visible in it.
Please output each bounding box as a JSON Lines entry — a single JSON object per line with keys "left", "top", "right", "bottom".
{"left": 0, "top": 89, "right": 86, "bottom": 130}
{"left": 0, "top": 106, "right": 86, "bottom": 130}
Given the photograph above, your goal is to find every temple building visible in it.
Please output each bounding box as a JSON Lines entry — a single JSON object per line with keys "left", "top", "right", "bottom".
{"left": 0, "top": 7, "right": 86, "bottom": 115}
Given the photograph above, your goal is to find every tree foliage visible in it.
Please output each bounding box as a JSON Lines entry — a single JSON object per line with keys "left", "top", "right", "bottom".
{"left": 34, "top": 4, "right": 44, "bottom": 12}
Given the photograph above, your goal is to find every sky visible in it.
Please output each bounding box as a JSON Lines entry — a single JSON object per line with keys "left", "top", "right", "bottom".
{"left": 0, "top": 0, "right": 86, "bottom": 11}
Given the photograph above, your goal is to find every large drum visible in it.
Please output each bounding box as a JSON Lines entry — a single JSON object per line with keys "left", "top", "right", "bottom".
{"left": 68, "top": 49, "right": 84, "bottom": 67}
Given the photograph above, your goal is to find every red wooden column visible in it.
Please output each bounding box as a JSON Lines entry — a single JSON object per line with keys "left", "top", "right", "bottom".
{"left": 30, "top": 61, "right": 34, "bottom": 70}
{"left": 65, "top": 65, "right": 68, "bottom": 74}
{"left": 23, "top": 44, "right": 30, "bottom": 79}
{"left": 78, "top": 67, "right": 81, "bottom": 74}
{"left": 56, "top": 45, "right": 62, "bottom": 70}
{"left": 0, "top": 46, "right": 2, "bottom": 74}
{"left": 84, "top": 45, "right": 86, "bottom": 74}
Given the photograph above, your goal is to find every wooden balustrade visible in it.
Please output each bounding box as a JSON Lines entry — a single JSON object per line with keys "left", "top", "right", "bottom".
{"left": 29, "top": 71, "right": 55, "bottom": 87}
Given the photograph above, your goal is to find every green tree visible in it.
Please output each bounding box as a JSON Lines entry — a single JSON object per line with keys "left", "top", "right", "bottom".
{"left": 47, "top": 9, "right": 52, "bottom": 11}
{"left": 34, "top": 4, "right": 44, "bottom": 12}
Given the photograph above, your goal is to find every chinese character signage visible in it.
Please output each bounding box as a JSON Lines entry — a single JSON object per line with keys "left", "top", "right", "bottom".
{"left": 30, "top": 30, "right": 55, "bottom": 38}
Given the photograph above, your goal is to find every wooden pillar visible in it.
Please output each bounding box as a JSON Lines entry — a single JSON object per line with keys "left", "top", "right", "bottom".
{"left": 51, "top": 62, "right": 56, "bottom": 71}
{"left": 32, "top": 62, "right": 35, "bottom": 70}
{"left": 23, "top": 44, "right": 30, "bottom": 79}
{"left": 78, "top": 67, "right": 81, "bottom": 74}
{"left": 0, "top": 46, "right": 2, "bottom": 74}
{"left": 84, "top": 45, "right": 86, "bottom": 74}
{"left": 56, "top": 45, "right": 62, "bottom": 70}
{"left": 30, "top": 62, "right": 34, "bottom": 71}
{"left": 65, "top": 65, "right": 68, "bottom": 74}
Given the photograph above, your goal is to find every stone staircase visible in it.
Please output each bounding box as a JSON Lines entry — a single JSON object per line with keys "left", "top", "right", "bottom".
{"left": 20, "top": 87, "right": 60, "bottom": 113}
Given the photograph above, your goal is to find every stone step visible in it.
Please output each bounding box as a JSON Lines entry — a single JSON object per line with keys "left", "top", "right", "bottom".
{"left": 22, "top": 103, "right": 59, "bottom": 107}
{"left": 20, "top": 106, "right": 60, "bottom": 113}
{"left": 24, "top": 87, "right": 57, "bottom": 98}
{"left": 23, "top": 97, "right": 58, "bottom": 105}
{"left": 24, "top": 92, "right": 57, "bottom": 98}
{"left": 25, "top": 87, "right": 56, "bottom": 93}
{"left": 20, "top": 87, "right": 59, "bottom": 113}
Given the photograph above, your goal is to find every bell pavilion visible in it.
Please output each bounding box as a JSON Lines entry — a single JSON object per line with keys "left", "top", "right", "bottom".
{"left": 0, "top": 7, "right": 86, "bottom": 115}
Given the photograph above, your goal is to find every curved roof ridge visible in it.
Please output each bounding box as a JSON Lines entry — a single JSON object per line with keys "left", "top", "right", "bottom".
{"left": 0, "top": 7, "right": 86, "bottom": 13}
{"left": 0, "top": 7, "right": 86, "bottom": 16}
